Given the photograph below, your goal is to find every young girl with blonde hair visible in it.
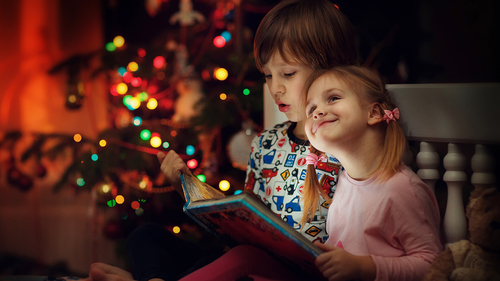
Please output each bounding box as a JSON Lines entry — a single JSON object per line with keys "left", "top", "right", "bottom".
{"left": 303, "top": 66, "right": 441, "bottom": 281}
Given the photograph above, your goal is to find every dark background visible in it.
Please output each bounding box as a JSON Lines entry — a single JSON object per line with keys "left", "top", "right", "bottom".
{"left": 101, "top": 0, "right": 500, "bottom": 84}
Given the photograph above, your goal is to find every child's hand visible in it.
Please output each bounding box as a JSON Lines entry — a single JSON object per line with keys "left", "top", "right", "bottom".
{"left": 157, "top": 151, "right": 191, "bottom": 199}
{"left": 314, "top": 241, "right": 375, "bottom": 281}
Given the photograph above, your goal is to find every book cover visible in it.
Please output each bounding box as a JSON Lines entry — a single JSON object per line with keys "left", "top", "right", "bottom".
{"left": 180, "top": 173, "right": 324, "bottom": 275}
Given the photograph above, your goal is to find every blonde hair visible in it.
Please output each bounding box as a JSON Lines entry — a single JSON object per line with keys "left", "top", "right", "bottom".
{"left": 254, "top": 0, "right": 358, "bottom": 72}
{"left": 299, "top": 66, "right": 406, "bottom": 226}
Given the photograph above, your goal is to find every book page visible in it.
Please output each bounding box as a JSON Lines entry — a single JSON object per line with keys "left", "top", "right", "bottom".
{"left": 186, "top": 193, "right": 323, "bottom": 276}
{"left": 182, "top": 173, "right": 225, "bottom": 203}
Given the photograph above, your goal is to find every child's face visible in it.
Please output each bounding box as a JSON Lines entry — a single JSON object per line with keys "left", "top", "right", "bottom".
{"left": 304, "top": 74, "right": 370, "bottom": 153}
{"left": 262, "top": 52, "right": 314, "bottom": 122}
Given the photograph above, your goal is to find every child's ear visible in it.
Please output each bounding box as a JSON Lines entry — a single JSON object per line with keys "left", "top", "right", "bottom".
{"left": 367, "top": 103, "right": 383, "bottom": 125}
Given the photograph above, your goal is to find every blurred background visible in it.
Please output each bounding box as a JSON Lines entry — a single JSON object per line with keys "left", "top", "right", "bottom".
{"left": 0, "top": 0, "right": 498, "bottom": 277}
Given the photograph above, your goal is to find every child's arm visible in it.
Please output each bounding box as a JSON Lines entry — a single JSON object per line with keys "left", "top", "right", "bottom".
{"left": 157, "top": 151, "right": 192, "bottom": 201}
{"left": 315, "top": 242, "right": 376, "bottom": 281}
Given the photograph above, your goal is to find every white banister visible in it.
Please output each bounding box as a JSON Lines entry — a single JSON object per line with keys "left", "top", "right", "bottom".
{"left": 471, "top": 144, "right": 496, "bottom": 195}
{"left": 442, "top": 143, "right": 468, "bottom": 246}
{"left": 416, "top": 142, "right": 440, "bottom": 193}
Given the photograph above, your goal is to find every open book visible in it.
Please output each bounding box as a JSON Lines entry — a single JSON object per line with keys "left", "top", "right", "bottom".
{"left": 180, "top": 173, "right": 324, "bottom": 276}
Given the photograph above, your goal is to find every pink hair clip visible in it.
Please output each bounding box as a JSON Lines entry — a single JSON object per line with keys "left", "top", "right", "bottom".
{"left": 383, "top": 108, "right": 400, "bottom": 123}
{"left": 306, "top": 153, "right": 327, "bottom": 168}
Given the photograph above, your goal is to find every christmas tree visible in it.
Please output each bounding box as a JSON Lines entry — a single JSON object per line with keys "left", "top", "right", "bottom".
{"left": 1, "top": 0, "right": 279, "bottom": 244}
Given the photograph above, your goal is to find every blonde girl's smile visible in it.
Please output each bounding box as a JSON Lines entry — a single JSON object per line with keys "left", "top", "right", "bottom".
{"left": 305, "top": 73, "right": 372, "bottom": 152}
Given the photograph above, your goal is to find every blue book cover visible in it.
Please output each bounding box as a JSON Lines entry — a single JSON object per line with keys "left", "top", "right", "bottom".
{"left": 180, "top": 173, "right": 323, "bottom": 275}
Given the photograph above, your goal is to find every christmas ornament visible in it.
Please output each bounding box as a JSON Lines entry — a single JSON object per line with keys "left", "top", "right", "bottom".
{"left": 227, "top": 120, "right": 258, "bottom": 171}
{"left": 7, "top": 166, "right": 33, "bottom": 192}
{"left": 169, "top": 0, "right": 205, "bottom": 26}
{"left": 172, "top": 76, "right": 205, "bottom": 123}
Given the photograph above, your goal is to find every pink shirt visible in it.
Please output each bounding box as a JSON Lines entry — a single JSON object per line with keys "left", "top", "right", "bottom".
{"left": 325, "top": 165, "right": 441, "bottom": 281}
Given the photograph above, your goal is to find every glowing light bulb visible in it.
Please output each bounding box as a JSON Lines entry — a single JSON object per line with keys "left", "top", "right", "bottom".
{"left": 115, "top": 195, "right": 125, "bottom": 204}
{"left": 147, "top": 98, "right": 158, "bottom": 110}
{"left": 214, "top": 68, "right": 228, "bottom": 81}
{"left": 110, "top": 84, "right": 118, "bottom": 96}
{"left": 219, "top": 180, "right": 230, "bottom": 191}
{"left": 173, "top": 226, "right": 181, "bottom": 234}
{"left": 113, "top": 36, "right": 125, "bottom": 48}
{"left": 76, "top": 178, "right": 85, "bottom": 186}
{"left": 153, "top": 56, "right": 165, "bottom": 68}
{"left": 137, "top": 48, "right": 146, "bottom": 57}
{"left": 163, "top": 142, "right": 170, "bottom": 148}
{"left": 99, "top": 139, "right": 107, "bottom": 147}
{"left": 127, "top": 62, "right": 139, "bottom": 72}
{"left": 106, "top": 42, "right": 116, "bottom": 52}
{"left": 68, "top": 95, "right": 77, "bottom": 103}
{"left": 131, "top": 77, "right": 142, "bottom": 87}
{"left": 102, "top": 184, "right": 111, "bottom": 193}
{"left": 139, "top": 180, "right": 147, "bottom": 189}
{"left": 196, "top": 174, "right": 206, "bottom": 182}
{"left": 243, "top": 88, "right": 250, "bottom": 96}
{"left": 213, "top": 36, "right": 226, "bottom": 48}
{"left": 74, "top": 134, "right": 82, "bottom": 142}
{"left": 131, "top": 201, "right": 140, "bottom": 210}
{"left": 135, "top": 208, "right": 144, "bottom": 216}
{"left": 187, "top": 159, "right": 198, "bottom": 169}
{"left": 186, "top": 145, "right": 195, "bottom": 155}
{"left": 140, "top": 129, "right": 151, "bottom": 140}
{"left": 107, "top": 199, "right": 116, "bottom": 207}
{"left": 220, "top": 93, "right": 227, "bottom": 100}
{"left": 123, "top": 72, "right": 133, "bottom": 83}
{"left": 129, "top": 97, "right": 141, "bottom": 110}
{"left": 221, "top": 31, "right": 232, "bottom": 42}
{"left": 118, "top": 67, "right": 127, "bottom": 76}
{"left": 117, "top": 83, "right": 128, "bottom": 95}
{"left": 132, "top": 116, "right": 142, "bottom": 126}
{"left": 91, "top": 154, "right": 98, "bottom": 161}
{"left": 138, "top": 92, "right": 148, "bottom": 101}
{"left": 150, "top": 136, "right": 162, "bottom": 148}
{"left": 123, "top": 95, "right": 132, "bottom": 107}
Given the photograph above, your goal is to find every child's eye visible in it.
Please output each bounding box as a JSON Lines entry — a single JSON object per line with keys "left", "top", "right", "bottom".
{"left": 307, "top": 106, "right": 316, "bottom": 116}
{"left": 264, "top": 74, "right": 272, "bottom": 80}
{"left": 328, "top": 96, "right": 339, "bottom": 103}
{"left": 284, "top": 72, "right": 296, "bottom": 77}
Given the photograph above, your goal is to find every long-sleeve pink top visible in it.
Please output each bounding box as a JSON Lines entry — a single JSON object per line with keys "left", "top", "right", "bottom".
{"left": 325, "top": 165, "right": 442, "bottom": 281}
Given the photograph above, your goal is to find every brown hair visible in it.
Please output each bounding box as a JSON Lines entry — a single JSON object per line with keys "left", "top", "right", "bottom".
{"left": 254, "top": 0, "right": 358, "bottom": 72}
{"left": 299, "top": 66, "right": 406, "bottom": 226}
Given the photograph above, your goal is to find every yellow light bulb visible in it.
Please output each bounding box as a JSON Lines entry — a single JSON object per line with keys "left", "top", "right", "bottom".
{"left": 116, "top": 83, "right": 128, "bottom": 95}
{"left": 219, "top": 180, "right": 230, "bottom": 191}
{"left": 129, "top": 97, "right": 141, "bottom": 109}
{"left": 173, "top": 226, "right": 181, "bottom": 234}
{"left": 220, "top": 93, "right": 227, "bottom": 100}
{"left": 127, "top": 61, "right": 139, "bottom": 72}
{"left": 113, "top": 36, "right": 125, "bottom": 48}
{"left": 99, "top": 139, "right": 107, "bottom": 147}
{"left": 214, "top": 68, "right": 228, "bottom": 81}
{"left": 147, "top": 98, "right": 158, "bottom": 110}
{"left": 102, "top": 184, "right": 110, "bottom": 193}
{"left": 74, "top": 134, "right": 82, "bottom": 142}
{"left": 115, "top": 195, "right": 125, "bottom": 204}
{"left": 150, "top": 136, "right": 162, "bottom": 148}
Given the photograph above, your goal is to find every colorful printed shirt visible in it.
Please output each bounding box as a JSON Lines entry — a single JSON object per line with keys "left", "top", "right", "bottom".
{"left": 245, "top": 121, "right": 342, "bottom": 243}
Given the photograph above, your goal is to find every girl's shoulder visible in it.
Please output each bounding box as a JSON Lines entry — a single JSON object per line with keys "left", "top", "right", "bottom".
{"left": 382, "top": 165, "right": 436, "bottom": 204}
